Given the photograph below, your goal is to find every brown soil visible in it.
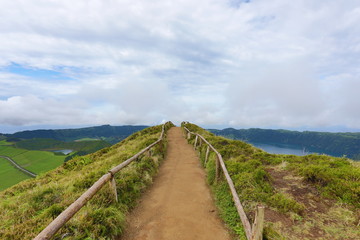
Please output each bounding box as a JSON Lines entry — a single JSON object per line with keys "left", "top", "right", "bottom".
{"left": 267, "top": 167, "right": 335, "bottom": 216}
{"left": 265, "top": 166, "right": 360, "bottom": 240}
{"left": 119, "top": 127, "right": 231, "bottom": 240}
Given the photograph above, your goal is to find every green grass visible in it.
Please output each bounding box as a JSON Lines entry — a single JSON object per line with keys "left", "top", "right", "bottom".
{"left": 285, "top": 154, "right": 360, "bottom": 207}
{"left": 0, "top": 157, "right": 31, "bottom": 191}
{"left": 75, "top": 138, "right": 100, "bottom": 141}
{"left": 0, "top": 122, "right": 173, "bottom": 239}
{"left": 182, "top": 122, "right": 360, "bottom": 239}
{"left": 15, "top": 138, "right": 111, "bottom": 153}
{"left": 0, "top": 145, "right": 65, "bottom": 174}
{"left": 0, "top": 140, "right": 13, "bottom": 146}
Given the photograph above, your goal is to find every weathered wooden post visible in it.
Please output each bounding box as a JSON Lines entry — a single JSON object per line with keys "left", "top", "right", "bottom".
{"left": 145, "top": 149, "right": 152, "bottom": 157}
{"left": 187, "top": 132, "right": 191, "bottom": 139}
{"left": 194, "top": 135, "right": 198, "bottom": 149}
{"left": 215, "top": 154, "right": 220, "bottom": 182}
{"left": 108, "top": 171, "right": 118, "bottom": 203}
{"left": 251, "top": 206, "right": 264, "bottom": 240}
{"left": 204, "top": 145, "right": 210, "bottom": 165}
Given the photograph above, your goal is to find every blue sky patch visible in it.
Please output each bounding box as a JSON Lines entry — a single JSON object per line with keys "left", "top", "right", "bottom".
{"left": 5, "top": 63, "right": 74, "bottom": 81}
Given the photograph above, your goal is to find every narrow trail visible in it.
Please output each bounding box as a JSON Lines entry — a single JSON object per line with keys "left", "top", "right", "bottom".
{"left": 120, "top": 127, "right": 231, "bottom": 240}
{"left": 0, "top": 155, "right": 37, "bottom": 177}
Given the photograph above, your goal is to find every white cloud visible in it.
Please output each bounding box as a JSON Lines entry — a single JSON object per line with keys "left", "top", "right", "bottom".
{"left": 0, "top": 0, "right": 359, "bottom": 130}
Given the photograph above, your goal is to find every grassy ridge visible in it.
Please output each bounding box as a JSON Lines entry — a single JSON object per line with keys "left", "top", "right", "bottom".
{"left": 183, "top": 123, "right": 360, "bottom": 239}
{"left": 0, "top": 123, "right": 173, "bottom": 239}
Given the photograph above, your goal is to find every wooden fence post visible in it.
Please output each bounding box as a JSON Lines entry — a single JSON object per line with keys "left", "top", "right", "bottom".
{"left": 251, "top": 206, "right": 264, "bottom": 240}
{"left": 194, "top": 135, "right": 198, "bottom": 149}
{"left": 145, "top": 149, "right": 152, "bottom": 157}
{"left": 215, "top": 154, "right": 220, "bottom": 183}
{"left": 205, "top": 145, "right": 210, "bottom": 165}
{"left": 187, "top": 132, "right": 191, "bottom": 139}
{"left": 109, "top": 174, "right": 118, "bottom": 203}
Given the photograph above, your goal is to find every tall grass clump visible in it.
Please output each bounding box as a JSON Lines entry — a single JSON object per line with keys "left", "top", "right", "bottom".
{"left": 0, "top": 122, "right": 174, "bottom": 240}
{"left": 285, "top": 154, "right": 360, "bottom": 207}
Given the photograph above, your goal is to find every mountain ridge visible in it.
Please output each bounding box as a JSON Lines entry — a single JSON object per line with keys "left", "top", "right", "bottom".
{"left": 209, "top": 127, "right": 360, "bottom": 160}
{"left": 3, "top": 124, "right": 148, "bottom": 144}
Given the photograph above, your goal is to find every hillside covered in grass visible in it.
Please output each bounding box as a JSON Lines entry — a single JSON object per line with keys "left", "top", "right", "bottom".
{"left": 209, "top": 128, "right": 360, "bottom": 160}
{"left": 0, "top": 123, "right": 173, "bottom": 239}
{"left": 184, "top": 123, "right": 360, "bottom": 240}
{"left": 0, "top": 140, "right": 66, "bottom": 191}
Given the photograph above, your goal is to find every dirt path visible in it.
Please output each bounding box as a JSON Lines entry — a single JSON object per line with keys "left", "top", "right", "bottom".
{"left": 119, "top": 127, "right": 231, "bottom": 240}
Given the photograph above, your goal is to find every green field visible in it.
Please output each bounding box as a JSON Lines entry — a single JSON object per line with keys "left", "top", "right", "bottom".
{"left": 0, "top": 145, "right": 65, "bottom": 174}
{"left": 75, "top": 138, "right": 100, "bottom": 141}
{"left": 0, "top": 157, "right": 30, "bottom": 191}
{"left": 0, "top": 138, "right": 110, "bottom": 191}
{"left": 0, "top": 140, "right": 13, "bottom": 146}
{"left": 0, "top": 145, "right": 66, "bottom": 191}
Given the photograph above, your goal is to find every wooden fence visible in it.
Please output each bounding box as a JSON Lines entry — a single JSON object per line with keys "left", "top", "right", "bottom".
{"left": 34, "top": 122, "right": 171, "bottom": 240}
{"left": 183, "top": 124, "right": 264, "bottom": 240}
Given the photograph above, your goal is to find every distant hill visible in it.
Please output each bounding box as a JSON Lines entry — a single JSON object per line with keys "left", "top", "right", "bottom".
{"left": 209, "top": 128, "right": 360, "bottom": 160}
{"left": 5, "top": 124, "right": 148, "bottom": 144}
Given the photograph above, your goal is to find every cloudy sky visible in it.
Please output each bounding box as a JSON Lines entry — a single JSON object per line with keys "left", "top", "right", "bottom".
{"left": 1, "top": 0, "right": 360, "bottom": 133}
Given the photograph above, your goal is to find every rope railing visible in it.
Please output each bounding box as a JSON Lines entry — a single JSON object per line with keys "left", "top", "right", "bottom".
{"left": 182, "top": 124, "right": 264, "bottom": 240}
{"left": 34, "top": 122, "right": 171, "bottom": 240}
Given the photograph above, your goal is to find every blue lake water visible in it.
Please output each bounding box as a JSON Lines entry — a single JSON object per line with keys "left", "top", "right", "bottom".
{"left": 53, "top": 149, "right": 73, "bottom": 155}
{"left": 250, "top": 143, "right": 311, "bottom": 156}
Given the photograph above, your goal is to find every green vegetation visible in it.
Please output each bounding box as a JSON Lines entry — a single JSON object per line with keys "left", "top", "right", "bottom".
{"left": 285, "top": 154, "right": 360, "bottom": 207}
{"left": 0, "top": 140, "right": 13, "bottom": 146}
{"left": 0, "top": 122, "right": 173, "bottom": 239}
{"left": 0, "top": 145, "right": 65, "bottom": 174}
{"left": 183, "top": 123, "right": 360, "bottom": 239}
{"left": 6, "top": 124, "right": 148, "bottom": 144}
{"left": 14, "top": 138, "right": 110, "bottom": 153}
{"left": 75, "top": 137, "right": 100, "bottom": 141}
{"left": 210, "top": 128, "right": 360, "bottom": 160}
{"left": 0, "top": 157, "right": 30, "bottom": 191}
{"left": 14, "top": 138, "right": 111, "bottom": 161}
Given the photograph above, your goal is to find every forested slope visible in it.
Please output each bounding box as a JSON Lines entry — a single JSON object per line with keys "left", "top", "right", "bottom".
{"left": 210, "top": 128, "right": 360, "bottom": 160}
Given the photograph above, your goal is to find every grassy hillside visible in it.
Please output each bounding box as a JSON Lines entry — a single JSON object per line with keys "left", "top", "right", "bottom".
{"left": 0, "top": 136, "right": 111, "bottom": 191}
{"left": 0, "top": 145, "right": 65, "bottom": 174}
{"left": 7, "top": 125, "right": 148, "bottom": 144}
{"left": 0, "top": 123, "right": 173, "bottom": 239}
{"left": 210, "top": 128, "right": 360, "bottom": 160}
{"left": 184, "top": 123, "right": 360, "bottom": 240}
{"left": 0, "top": 157, "right": 31, "bottom": 190}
